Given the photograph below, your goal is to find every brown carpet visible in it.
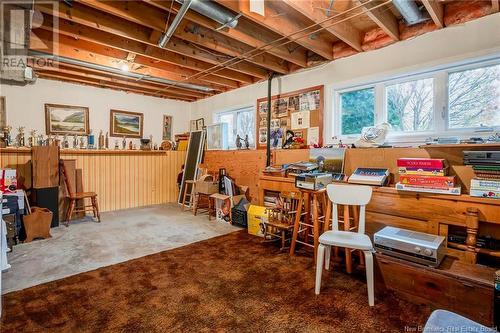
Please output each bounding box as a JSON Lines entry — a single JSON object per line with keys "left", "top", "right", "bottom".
{"left": 1, "top": 231, "right": 431, "bottom": 332}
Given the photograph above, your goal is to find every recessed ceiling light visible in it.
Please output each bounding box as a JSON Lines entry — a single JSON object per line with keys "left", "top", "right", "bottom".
{"left": 120, "top": 63, "right": 129, "bottom": 72}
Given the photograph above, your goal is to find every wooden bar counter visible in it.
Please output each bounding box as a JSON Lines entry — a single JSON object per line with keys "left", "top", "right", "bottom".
{"left": 0, "top": 148, "right": 186, "bottom": 212}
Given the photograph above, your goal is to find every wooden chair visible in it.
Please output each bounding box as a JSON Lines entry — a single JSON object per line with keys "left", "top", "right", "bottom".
{"left": 263, "top": 191, "right": 301, "bottom": 251}
{"left": 60, "top": 160, "right": 101, "bottom": 226}
{"left": 315, "top": 184, "right": 374, "bottom": 306}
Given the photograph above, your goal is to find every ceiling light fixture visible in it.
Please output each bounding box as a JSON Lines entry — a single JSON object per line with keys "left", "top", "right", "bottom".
{"left": 120, "top": 63, "right": 129, "bottom": 72}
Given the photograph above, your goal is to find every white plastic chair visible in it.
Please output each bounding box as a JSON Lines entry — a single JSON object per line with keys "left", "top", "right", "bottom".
{"left": 315, "top": 184, "right": 375, "bottom": 306}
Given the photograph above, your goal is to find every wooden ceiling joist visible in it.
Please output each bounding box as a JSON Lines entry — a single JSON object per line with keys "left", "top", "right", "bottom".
{"left": 214, "top": 0, "right": 335, "bottom": 60}
{"left": 358, "top": 0, "right": 400, "bottom": 41}
{"left": 493, "top": 0, "right": 500, "bottom": 12}
{"left": 281, "top": 0, "right": 363, "bottom": 52}
{"left": 421, "top": 0, "right": 445, "bottom": 28}
{"left": 74, "top": 0, "right": 279, "bottom": 75}
{"left": 146, "top": 0, "right": 309, "bottom": 68}
{"left": 36, "top": 71, "right": 195, "bottom": 101}
{"left": 34, "top": 65, "right": 201, "bottom": 100}
{"left": 36, "top": 2, "right": 266, "bottom": 81}
{"left": 32, "top": 29, "right": 225, "bottom": 94}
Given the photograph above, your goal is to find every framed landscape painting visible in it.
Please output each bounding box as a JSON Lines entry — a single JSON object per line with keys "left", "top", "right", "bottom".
{"left": 45, "top": 103, "right": 90, "bottom": 135}
{"left": 110, "top": 110, "right": 143, "bottom": 138}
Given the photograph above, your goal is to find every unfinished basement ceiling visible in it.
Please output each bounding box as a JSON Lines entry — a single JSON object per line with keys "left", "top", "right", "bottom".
{"left": 27, "top": 0, "right": 499, "bottom": 101}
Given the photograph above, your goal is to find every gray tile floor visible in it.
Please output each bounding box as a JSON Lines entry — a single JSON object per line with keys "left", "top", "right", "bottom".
{"left": 3, "top": 204, "right": 238, "bottom": 293}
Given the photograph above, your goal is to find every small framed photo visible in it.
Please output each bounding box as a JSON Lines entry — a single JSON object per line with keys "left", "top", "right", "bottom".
{"left": 45, "top": 103, "right": 90, "bottom": 135}
{"left": 110, "top": 109, "right": 144, "bottom": 138}
{"left": 163, "top": 115, "right": 172, "bottom": 140}
{"left": 196, "top": 118, "right": 205, "bottom": 130}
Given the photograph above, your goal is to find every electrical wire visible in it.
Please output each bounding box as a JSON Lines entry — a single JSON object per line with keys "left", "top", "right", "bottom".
{"left": 151, "top": 0, "right": 392, "bottom": 96}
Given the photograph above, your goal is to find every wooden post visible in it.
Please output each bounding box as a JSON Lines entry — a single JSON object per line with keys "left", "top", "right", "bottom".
{"left": 465, "top": 207, "right": 479, "bottom": 264}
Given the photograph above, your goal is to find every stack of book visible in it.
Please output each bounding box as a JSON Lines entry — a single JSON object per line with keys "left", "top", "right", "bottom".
{"left": 395, "top": 158, "right": 461, "bottom": 195}
{"left": 464, "top": 151, "right": 500, "bottom": 199}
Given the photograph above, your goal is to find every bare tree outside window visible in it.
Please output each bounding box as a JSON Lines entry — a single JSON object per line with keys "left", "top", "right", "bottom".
{"left": 448, "top": 64, "right": 500, "bottom": 129}
{"left": 236, "top": 111, "right": 255, "bottom": 146}
{"left": 387, "top": 78, "right": 434, "bottom": 132}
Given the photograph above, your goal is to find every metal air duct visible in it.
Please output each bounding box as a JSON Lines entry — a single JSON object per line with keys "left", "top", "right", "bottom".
{"left": 176, "top": 0, "right": 239, "bottom": 29}
{"left": 158, "top": 0, "right": 193, "bottom": 48}
{"left": 392, "top": 0, "right": 429, "bottom": 25}
{"left": 29, "top": 50, "right": 213, "bottom": 92}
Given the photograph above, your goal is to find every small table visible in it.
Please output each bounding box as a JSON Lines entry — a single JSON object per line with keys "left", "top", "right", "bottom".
{"left": 289, "top": 188, "right": 328, "bottom": 262}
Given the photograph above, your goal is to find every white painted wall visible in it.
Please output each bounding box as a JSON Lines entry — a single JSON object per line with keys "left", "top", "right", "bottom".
{"left": 0, "top": 78, "right": 190, "bottom": 146}
{"left": 190, "top": 13, "right": 500, "bottom": 144}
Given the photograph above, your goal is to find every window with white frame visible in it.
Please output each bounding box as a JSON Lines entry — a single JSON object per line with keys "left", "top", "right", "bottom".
{"left": 333, "top": 58, "right": 500, "bottom": 141}
{"left": 215, "top": 106, "right": 255, "bottom": 148}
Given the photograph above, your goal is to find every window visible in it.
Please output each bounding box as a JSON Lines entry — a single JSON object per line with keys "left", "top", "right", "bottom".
{"left": 215, "top": 106, "right": 255, "bottom": 148}
{"left": 448, "top": 64, "right": 500, "bottom": 129}
{"left": 386, "top": 78, "right": 433, "bottom": 132}
{"left": 333, "top": 57, "right": 500, "bottom": 142}
{"left": 340, "top": 87, "right": 375, "bottom": 135}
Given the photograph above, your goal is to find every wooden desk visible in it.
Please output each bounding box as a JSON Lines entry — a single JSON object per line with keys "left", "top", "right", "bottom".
{"left": 258, "top": 175, "right": 500, "bottom": 263}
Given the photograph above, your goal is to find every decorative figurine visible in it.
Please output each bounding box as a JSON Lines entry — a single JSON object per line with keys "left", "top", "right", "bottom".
{"left": 235, "top": 134, "right": 242, "bottom": 149}
{"left": 97, "top": 130, "right": 104, "bottom": 150}
{"left": 73, "top": 135, "right": 78, "bottom": 149}
{"left": 244, "top": 134, "right": 250, "bottom": 149}
{"left": 16, "top": 126, "right": 25, "bottom": 147}
{"left": 122, "top": 136, "right": 126, "bottom": 150}
{"left": 53, "top": 134, "right": 59, "bottom": 147}
{"left": 37, "top": 134, "right": 44, "bottom": 146}
{"left": 105, "top": 132, "right": 109, "bottom": 149}
{"left": 128, "top": 140, "right": 133, "bottom": 150}
{"left": 114, "top": 140, "right": 119, "bottom": 150}
{"left": 79, "top": 135, "right": 85, "bottom": 149}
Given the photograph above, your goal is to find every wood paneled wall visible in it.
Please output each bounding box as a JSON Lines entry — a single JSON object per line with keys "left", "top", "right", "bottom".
{"left": 0, "top": 149, "right": 186, "bottom": 212}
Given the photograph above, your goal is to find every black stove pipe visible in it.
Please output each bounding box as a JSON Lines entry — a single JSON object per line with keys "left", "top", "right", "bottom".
{"left": 266, "top": 72, "right": 275, "bottom": 167}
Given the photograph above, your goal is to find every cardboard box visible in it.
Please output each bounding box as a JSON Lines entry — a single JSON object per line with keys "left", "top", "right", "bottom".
{"left": 195, "top": 180, "right": 218, "bottom": 194}
{"left": 247, "top": 205, "right": 267, "bottom": 237}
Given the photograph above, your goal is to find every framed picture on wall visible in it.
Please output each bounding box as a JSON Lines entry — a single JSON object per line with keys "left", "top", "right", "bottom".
{"left": 0, "top": 96, "right": 6, "bottom": 128}
{"left": 163, "top": 115, "right": 172, "bottom": 140}
{"left": 110, "top": 109, "right": 144, "bottom": 138}
{"left": 44, "top": 103, "right": 90, "bottom": 135}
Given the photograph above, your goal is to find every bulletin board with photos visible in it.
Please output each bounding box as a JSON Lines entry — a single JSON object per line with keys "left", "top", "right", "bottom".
{"left": 256, "top": 85, "right": 323, "bottom": 149}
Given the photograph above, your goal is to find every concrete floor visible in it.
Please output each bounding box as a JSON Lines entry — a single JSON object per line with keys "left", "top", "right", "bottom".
{"left": 2, "top": 204, "right": 238, "bottom": 294}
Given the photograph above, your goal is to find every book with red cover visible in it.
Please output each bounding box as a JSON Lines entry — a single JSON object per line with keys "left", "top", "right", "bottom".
{"left": 399, "top": 175, "right": 455, "bottom": 189}
{"left": 397, "top": 158, "right": 447, "bottom": 169}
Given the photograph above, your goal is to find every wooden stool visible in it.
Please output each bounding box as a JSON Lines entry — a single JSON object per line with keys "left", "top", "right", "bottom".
{"left": 193, "top": 192, "right": 210, "bottom": 216}
{"left": 289, "top": 188, "right": 327, "bottom": 262}
{"left": 323, "top": 200, "right": 364, "bottom": 274}
{"left": 181, "top": 180, "right": 195, "bottom": 211}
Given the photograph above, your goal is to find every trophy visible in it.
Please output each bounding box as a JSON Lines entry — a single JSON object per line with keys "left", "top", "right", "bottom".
{"left": 73, "top": 135, "right": 78, "bottom": 149}
{"left": 29, "top": 129, "right": 37, "bottom": 147}
{"left": 37, "top": 134, "right": 44, "bottom": 146}
{"left": 114, "top": 140, "right": 119, "bottom": 150}
{"left": 63, "top": 135, "right": 69, "bottom": 149}
{"left": 3, "top": 125, "right": 12, "bottom": 147}
{"left": 98, "top": 130, "right": 104, "bottom": 150}
{"left": 79, "top": 136, "right": 85, "bottom": 149}
{"left": 16, "top": 126, "right": 25, "bottom": 147}
{"left": 122, "top": 136, "right": 126, "bottom": 150}
{"left": 105, "top": 132, "right": 109, "bottom": 149}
